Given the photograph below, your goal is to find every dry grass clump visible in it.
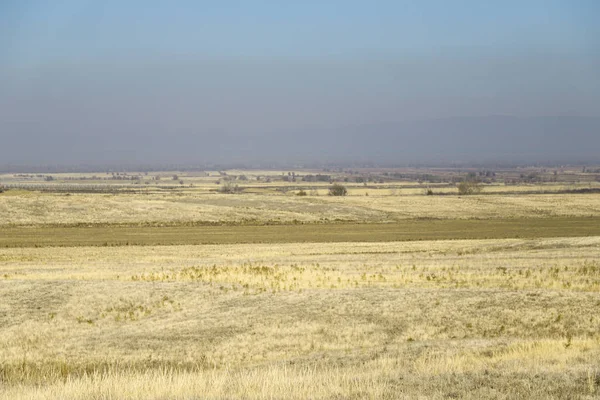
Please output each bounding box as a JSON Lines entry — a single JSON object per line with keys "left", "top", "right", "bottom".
{"left": 129, "top": 258, "right": 600, "bottom": 293}
{"left": 4, "top": 357, "right": 600, "bottom": 400}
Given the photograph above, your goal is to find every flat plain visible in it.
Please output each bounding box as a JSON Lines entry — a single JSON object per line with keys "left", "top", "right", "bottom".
{"left": 1, "top": 168, "right": 600, "bottom": 399}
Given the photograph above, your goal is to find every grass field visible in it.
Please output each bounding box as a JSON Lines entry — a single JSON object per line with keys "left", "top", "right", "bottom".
{"left": 1, "top": 174, "right": 600, "bottom": 399}
{"left": 1, "top": 238, "right": 600, "bottom": 399}
{"left": 1, "top": 217, "right": 600, "bottom": 248}
{"left": 1, "top": 191, "right": 600, "bottom": 226}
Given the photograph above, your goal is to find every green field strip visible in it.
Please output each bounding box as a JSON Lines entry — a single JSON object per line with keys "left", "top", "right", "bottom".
{"left": 1, "top": 217, "right": 600, "bottom": 248}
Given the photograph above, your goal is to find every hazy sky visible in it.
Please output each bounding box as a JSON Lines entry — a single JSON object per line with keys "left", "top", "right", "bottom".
{"left": 1, "top": 1, "right": 599, "bottom": 165}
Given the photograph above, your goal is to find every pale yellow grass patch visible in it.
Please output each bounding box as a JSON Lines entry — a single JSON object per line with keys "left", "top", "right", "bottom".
{"left": 1, "top": 237, "right": 600, "bottom": 398}
{"left": 2, "top": 190, "right": 600, "bottom": 226}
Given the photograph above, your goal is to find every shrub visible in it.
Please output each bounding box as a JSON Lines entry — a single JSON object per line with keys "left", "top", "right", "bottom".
{"left": 457, "top": 180, "right": 483, "bottom": 195}
{"left": 219, "top": 181, "right": 240, "bottom": 194}
{"left": 296, "top": 190, "right": 307, "bottom": 196}
{"left": 328, "top": 184, "right": 347, "bottom": 196}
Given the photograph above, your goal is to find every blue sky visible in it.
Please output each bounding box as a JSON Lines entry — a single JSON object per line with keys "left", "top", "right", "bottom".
{"left": 2, "top": 1, "right": 599, "bottom": 65}
{"left": 1, "top": 1, "right": 599, "bottom": 165}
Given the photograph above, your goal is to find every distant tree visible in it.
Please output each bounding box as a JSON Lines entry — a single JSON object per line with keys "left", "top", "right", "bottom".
{"left": 296, "top": 189, "right": 307, "bottom": 196}
{"left": 44, "top": 175, "right": 54, "bottom": 182}
{"left": 457, "top": 180, "right": 483, "bottom": 195}
{"left": 219, "top": 181, "right": 240, "bottom": 194}
{"left": 172, "top": 174, "right": 179, "bottom": 180}
{"left": 328, "top": 184, "right": 347, "bottom": 196}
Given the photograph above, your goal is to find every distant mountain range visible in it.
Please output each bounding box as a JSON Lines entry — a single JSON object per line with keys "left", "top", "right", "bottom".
{"left": 243, "top": 115, "right": 600, "bottom": 166}
{"left": 303, "top": 115, "right": 600, "bottom": 164}
{"left": 2, "top": 116, "right": 599, "bottom": 168}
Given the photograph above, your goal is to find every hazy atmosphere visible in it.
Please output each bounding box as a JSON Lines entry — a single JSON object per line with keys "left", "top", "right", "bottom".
{"left": 2, "top": 1, "right": 599, "bottom": 166}
{"left": 3, "top": 3, "right": 600, "bottom": 400}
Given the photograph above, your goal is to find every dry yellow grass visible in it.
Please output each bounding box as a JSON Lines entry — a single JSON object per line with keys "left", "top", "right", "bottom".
{"left": 2, "top": 237, "right": 600, "bottom": 399}
{"left": 1, "top": 190, "right": 600, "bottom": 226}
{"left": 2, "top": 173, "right": 600, "bottom": 398}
